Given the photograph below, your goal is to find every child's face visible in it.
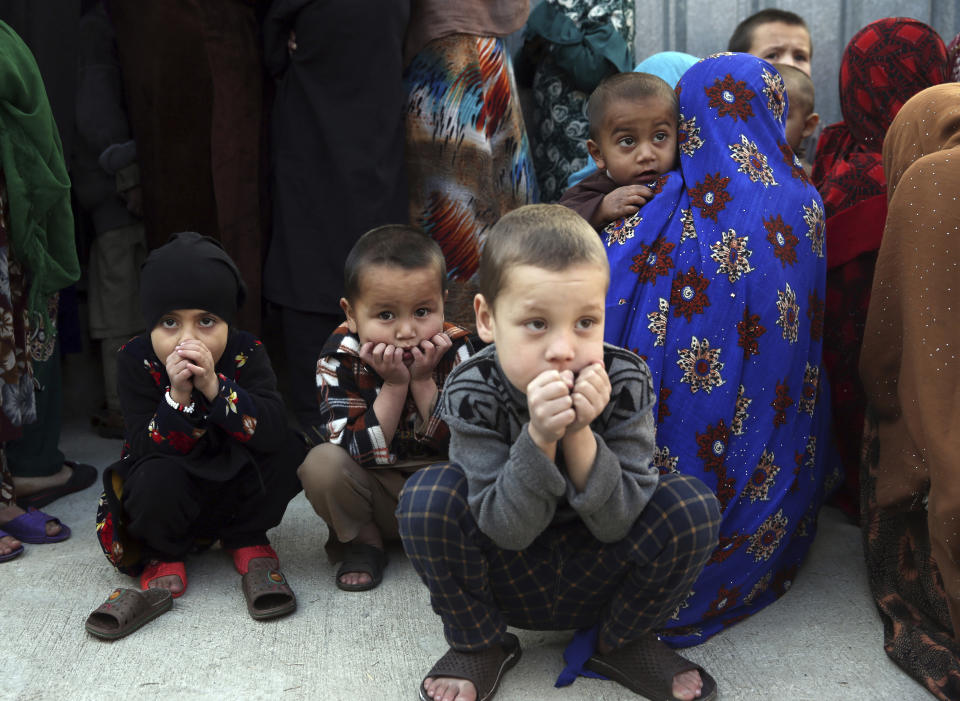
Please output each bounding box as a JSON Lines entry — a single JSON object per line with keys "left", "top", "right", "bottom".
{"left": 340, "top": 264, "right": 445, "bottom": 364}
{"left": 150, "top": 309, "right": 228, "bottom": 364}
{"left": 784, "top": 98, "right": 810, "bottom": 152}
{"left": 748, "top": 22, "right": 812, "bottom": 77}
{"left": 587, "top": 96, "right": 678, "bottom": 187}
{"left": 475, "top": 262, "right": 607, "bottom": 393}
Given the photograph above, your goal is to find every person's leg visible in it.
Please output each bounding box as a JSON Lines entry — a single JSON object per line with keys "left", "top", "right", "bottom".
{"left": 298, "top": 442, "right": 405, "bottom": 588}
{"left": 279, "top": 306, "right": 341, "bottom": 435}
{"left": 570, "top": 472, "right": 721, "bottom": 701}
{"left": 122, "top": 457, "right": 202, "bottom": 595}
{"left": 7, "top": 342, "right": 66, "bottom": 480}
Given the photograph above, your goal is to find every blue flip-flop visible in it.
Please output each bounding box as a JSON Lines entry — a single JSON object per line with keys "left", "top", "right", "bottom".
{"left": 0, "top": 529, "right": 24, "bottom": 561}
{"left": 1, "top": 508, "right": 71, "bottom": 543}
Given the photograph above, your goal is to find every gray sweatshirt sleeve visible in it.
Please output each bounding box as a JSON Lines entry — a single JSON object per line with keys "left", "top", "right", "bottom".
{"left": 562, "top": 348, "right": 659, "bottom": 542}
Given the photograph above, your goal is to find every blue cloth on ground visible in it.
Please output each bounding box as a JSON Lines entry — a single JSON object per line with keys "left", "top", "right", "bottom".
{"left": 555, "top": 626, "right": 608, "bottom": 687}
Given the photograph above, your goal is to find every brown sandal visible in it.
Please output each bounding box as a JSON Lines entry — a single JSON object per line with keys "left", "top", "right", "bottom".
{"left": 85, "top": 587, "right": 173, "bottom": 640}
{"left": 240, "top": 563, "right": 296, "bottom": 620}
{"left": 418, "top": 633, "right": 521, "bottom": 701}
{"left": 585, "top": 633, "right": 718, "bottom": 700}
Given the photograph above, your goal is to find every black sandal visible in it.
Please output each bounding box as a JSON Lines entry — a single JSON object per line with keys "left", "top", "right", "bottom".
{"left": 585, "top": 632, "right": 718, "bottom": 701}
{"left": 419, "top": 633, "right": 521, "bottom": 701}
{"left": 335, "top": 542, "right": 387, "bottom": 592}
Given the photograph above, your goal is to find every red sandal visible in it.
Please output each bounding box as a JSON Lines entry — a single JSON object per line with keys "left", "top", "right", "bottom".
{"left": 228, "top": 544, "right": 278, "bottom": 575}
{"left": 140, "top": 560, "right": 187, "bottom": 598}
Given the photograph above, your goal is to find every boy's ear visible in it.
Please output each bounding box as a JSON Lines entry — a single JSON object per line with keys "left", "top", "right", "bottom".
{"left": 802, "top": 112, "right": 820, "bottom": 139}
{"left": 586, "top": 139, "right": 606, "bottom": 171}
{"left": 339, "top": 297, "right": 358, "bottom": 334}
{"left": 474, "top": 293, "right": 495, "bottom": 344}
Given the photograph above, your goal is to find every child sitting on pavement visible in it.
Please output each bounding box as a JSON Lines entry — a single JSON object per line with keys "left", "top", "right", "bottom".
{"left": 94, "top": 232, "right": 305, "bottom": 620}
{"left": 559, "top": 72, "right": 678, "bottom": 231}
{"left": 398, "top": 204, "right": 721, "bottom": 701}
{"left": 297, "top": 225, "right": 476, "bottom": 591}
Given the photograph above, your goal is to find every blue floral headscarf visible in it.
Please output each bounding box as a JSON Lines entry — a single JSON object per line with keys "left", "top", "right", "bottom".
{"left": 603, "top": 52, "right": 838, "bottom": 645}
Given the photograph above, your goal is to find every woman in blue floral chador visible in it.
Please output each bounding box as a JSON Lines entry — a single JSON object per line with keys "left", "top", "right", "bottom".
{"left": 603, "top": 52, "right": 838, "bottom": 645}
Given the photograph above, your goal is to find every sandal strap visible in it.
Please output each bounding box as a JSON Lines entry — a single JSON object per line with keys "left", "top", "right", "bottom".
{"left": 230, "top": 544, "right": 278, "bottom": 575}
{"left": 422, "top": 633, "right": 521, "bottom": 701}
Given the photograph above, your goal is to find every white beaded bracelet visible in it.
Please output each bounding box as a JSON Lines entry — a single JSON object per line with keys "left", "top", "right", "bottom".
{"left": 164, "top": 389, "right": 196, "bottom": 414}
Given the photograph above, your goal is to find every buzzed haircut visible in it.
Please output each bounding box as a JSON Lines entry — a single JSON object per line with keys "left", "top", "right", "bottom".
{"left": 728, "top": 9, "right": 810, "bottom": 55}
{"left": 774, "top": 63, "right": 815, "bottom": 116}
{"left": 343, "top": 224, "right": 447, "bottom": 301}
{"left": 587, "top": 72, "right": 678, "bottom": 140}
{"left": 479, "top": 204, "right": 608, "bottom": 306}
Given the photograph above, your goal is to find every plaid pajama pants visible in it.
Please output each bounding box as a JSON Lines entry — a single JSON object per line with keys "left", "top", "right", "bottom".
{"left": 397, "top": 463, "right": 721, "bottom": 651}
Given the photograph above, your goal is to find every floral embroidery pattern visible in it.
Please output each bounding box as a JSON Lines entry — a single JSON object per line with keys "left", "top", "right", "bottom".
{"left": 764, "top": 214, "right": 798, "bottom": 266}
{"left": 779, "top": 143, "right": 809, "bottom": 184}
{"left": 630, "top": 237, "right": 675, "bottom": 284}
{"left": 799, "top": 363, "right": 818, "bottom": 416}
{"left": 653, "top": 445, "right": 679, "bottom": 474}
{"left": 732, "top": 384, "right": 752, "bottom": 435}
{"left": 705, "top": 73, "right": 755, "bottom": 121}
{"left": 775, "top": 283, "right": 800, "bottom": 342}
{"left": 603, "top": 211, "right": 641, "bottom": 246}
{"left": 680, "top": 208, "right": 697, "bottom": 241}
{"left": 709, "top": 533, "right": 749, "bottom": 564}
{"left": 744, "top": 450, "right": 781, "bottom": 502}
{"left": 729, "top": 134, "right": 777, "bottom": 186}
{"left": 747, "top": 509, "right": 788, "bottom": 561}
{"left": 695, "top": 419, "right": 730, "bottom": 473}
{"left": 678, "top": 114, "right": 704, "bottom": 156}
{"left": 710, "top": 229, "right": 755, "bottom": 282}
{"left": 744, "top": 571, "right": 772, "bottom": 604}
{"left": 706, "top": 585, "right": 742, "bottom": 618}
{"left": 657, "top": 386, "right": 671, "bottom": 424}
{"left": 689, "top": 173, "right": 732, "bottom": 221}
{"left": 760, "top": 68, "right": 786, "bottom": 121}
{"left": 234, "top": 352, "right": 248, "bottom": 368}
{"left": 771, "top": 379, "right": 793, "bottom": 427}
{"left": 736, "top": 307, "right": 766, "bottom": 357}
{"left": 648, "top": 298, "right": 668, "bottom": 347}
{"left": 803, "top": 199, "right": 825, "bottom": 257}
{"left": 678, "top": 336, "right": 725, "bottom": 393}
{"left": 144, "top": 359, "right": 164, "bottom": 388}
{"left": 671, "top": 267, "right": 711, "bottom": 321}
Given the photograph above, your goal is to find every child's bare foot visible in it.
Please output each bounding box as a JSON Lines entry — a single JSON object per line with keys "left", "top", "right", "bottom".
{"left": 141, "top": 560, "right": 187, "bottom": 597}
{"left": 421, "top": 677, "right": 477, "bottom": 701}
{"left": 337, "top": 522, "right": 384, "bottom": 589}
{"left": 0, "top": 533, "right": 22, "bottom": 557}
{"left": 0, "top": 504, "right": 63, "bottom": 538}
{"left": 12, "top": 463, "right": 73, "bottom": 496}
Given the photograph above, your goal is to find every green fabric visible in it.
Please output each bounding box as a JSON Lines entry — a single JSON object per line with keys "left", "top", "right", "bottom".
{"left": 0, "top": 20, "right": 79, "bottom": 331}
{"left": 525, "top": 1, "right": 633, "bottom": 93}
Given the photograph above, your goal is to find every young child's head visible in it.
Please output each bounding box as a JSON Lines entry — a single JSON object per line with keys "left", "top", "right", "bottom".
{"left": 475, "top": 204, "right": 609, "bottom": 392}
{"left": 775, "top": 63, "right": 819, "bottom": 155}
{"left": 340, "top": 225, "right": 448, "bottom": 362}
{"left": 586, "top": 72, "right": 679, "bottom": 187}
{"left": 140, "top": 231, "right": 246, "bottom": 365}
{"left": 729, "top": 9, "right": 812, "bottom": 77}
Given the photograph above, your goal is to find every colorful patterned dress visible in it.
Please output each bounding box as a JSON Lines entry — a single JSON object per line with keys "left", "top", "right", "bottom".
{"left": 603, "top": 53, "right": 838, "bottom": 645}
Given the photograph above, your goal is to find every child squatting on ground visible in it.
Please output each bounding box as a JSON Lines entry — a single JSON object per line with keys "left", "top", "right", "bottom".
{"left": 558, "top": 72, "right": 678, "bottom": 232}
{"left": 297, "top": 225, "right": 475, "bottom": 591}
{"left": 397, "top": 205, "right": 722, "bottom": 701}
{"left": 92, "top": 232, "right": 305, "bottom": 625}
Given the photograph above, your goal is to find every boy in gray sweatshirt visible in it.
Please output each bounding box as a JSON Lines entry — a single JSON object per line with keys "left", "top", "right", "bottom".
{"left": 398, "top": 204, "right": 721, "bottom": 701}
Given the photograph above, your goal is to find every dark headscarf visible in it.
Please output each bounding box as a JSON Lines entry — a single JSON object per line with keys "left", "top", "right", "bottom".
{"left": 140, "top": 231, "right": 247, "bottom": 329}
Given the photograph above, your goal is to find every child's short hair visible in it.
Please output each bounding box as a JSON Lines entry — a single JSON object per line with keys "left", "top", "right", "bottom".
{"left": 140, "top": 231, "right": 247, "bottom": 329}
{"left": 774, "top": 63, "right": 815, "bottom": 116}
{"left": 728, "top": 9, "right": 811, "bottom": 56}
{"left": 479, "top": 204, "right": 608, "bottom": 307}
{"left": 343, "top": 224, "right": 447, "bottom": 301}
{"left": 587, "top": 72, "right": 678, "bottom": 140}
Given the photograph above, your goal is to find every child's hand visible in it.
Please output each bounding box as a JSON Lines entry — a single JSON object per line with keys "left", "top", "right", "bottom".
{"left": 526, "top": 369, "right": 576, "bottom": 448}
{"left": 164, "top": 349, "right": 195, "bottom": 406}
{"left": 174, "top": 339, "right": 219, "bottom": 402}
{"left": 359, "top": 342, "right": 411, "bottom": 386}
{"left": 592, "top": 185, "right": 655, "bottom": 229}
{"left": 567, "top": 363, "right": 611, "bottom": 432}
{"left": 408, "top": 332, "right": 452, "bottom": 382}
